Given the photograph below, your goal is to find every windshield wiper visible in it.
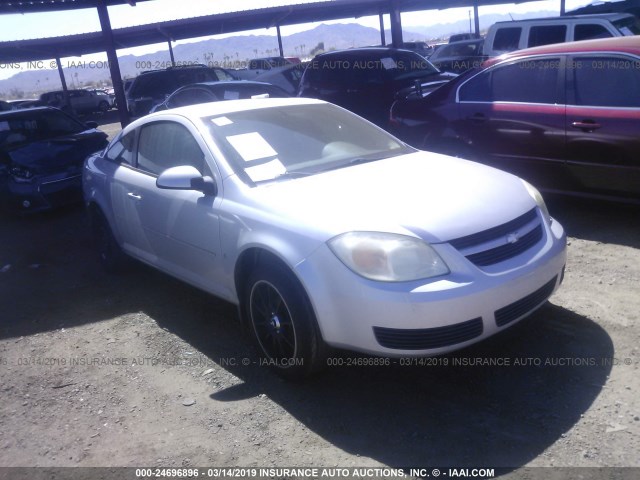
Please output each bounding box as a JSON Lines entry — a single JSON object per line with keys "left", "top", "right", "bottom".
{"left": 347, "top": 154, "right": 391, "bottom": 166}
{"left": 255, "top": 170, "right": 314, "bottom": 184}
{"left": 277, "top": 170, "right": 315, "bottom": 179}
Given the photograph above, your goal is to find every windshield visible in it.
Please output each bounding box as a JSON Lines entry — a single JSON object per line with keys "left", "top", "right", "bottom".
{"left": 384, "top": 51, "right": 441, "bottom": 81}
{"left": 205, "top": 103, "right": 412, "bottom": 184}
{"left": 432, "top": 41, "right": 483, "bottom": 60}
{"left": 613, "top": 17, "right": 640, "bottom": 36}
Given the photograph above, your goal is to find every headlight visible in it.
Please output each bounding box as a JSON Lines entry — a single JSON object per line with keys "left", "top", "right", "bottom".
{"left": 10, "top": 166, "right": 34, "bottom": 182}
{"left": 328, "top": 232, "right": 449, "bottom": 282}
{"left": 522, "top": 179, "right": 551, "bottom": 223}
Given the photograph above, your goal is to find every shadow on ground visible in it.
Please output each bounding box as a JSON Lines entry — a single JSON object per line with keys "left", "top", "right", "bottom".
{"left": 0, "top": 201, "right": 615, "bottom": 469}
{"left": 546, "top": 195, "right": 640, "bottom": 249}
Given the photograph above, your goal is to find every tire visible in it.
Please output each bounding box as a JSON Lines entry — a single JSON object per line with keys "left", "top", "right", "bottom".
{"left": 244, "top": 262, "right": 325, "bottom": 380}
{"left": 91, "top": 209, "right": 127, "bottom": 272}
{"left": 98, "top": 101, "right": 109, "bottom": 113}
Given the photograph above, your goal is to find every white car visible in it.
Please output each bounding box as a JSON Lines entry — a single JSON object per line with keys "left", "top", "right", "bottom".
{"left": 83, "top": 98, "right": 566, "bottom": 379}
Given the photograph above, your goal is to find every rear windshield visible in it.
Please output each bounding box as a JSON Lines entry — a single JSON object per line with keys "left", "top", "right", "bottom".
{"left": 0, "top": 110, "right": 85, "bottom": 148}
{"left": 385, "top": 51, "right": 441, "bottom": 81}
{"left": 308, "top": 51, "right": 440, "bottom": 86}
{"left": 129, "top": 68, "right": 222, "bottom": 98}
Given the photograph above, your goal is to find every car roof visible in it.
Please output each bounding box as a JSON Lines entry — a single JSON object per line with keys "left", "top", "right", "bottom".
{"left": 137, "top": 64, "right": 213, "bottom": 76}
{"left": 493, "top": 12, "right": 635, "bottom": 24}
{"left": 484, "top": 35, "right": 640, "bottom": 68}
{"left": 177, "top": 80, "right": 278, "bottom": 89}
{"left": 128, "top": 97, "right": 326, "bottom": 130}
{"left": 441, "top": 38, "right": 484, "bottom": 47}
{"left": 314, "top": 47, "right": 418, "bottom": 58}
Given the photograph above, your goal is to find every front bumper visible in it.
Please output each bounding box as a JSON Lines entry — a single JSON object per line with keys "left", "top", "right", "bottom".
{"left": 296, "top": 216, "right": 567, "bottom": 356}
{"left": 1, "top": 173, "right": 83, "bottom": 213}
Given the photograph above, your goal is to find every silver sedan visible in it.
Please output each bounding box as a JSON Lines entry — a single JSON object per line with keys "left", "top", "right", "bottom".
{"left": 83, "top": 98, "right": 567, "bottom": 379}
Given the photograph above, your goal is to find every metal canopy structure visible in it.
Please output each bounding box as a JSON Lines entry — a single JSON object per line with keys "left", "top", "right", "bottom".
{"left": 0, "top": 0, "right": 544, "bottom": 63}
{"left": 0, "top": 0, "right": 149, "bottom": 14}
{"left": 0, "top": 0, "right": 546, "bottom": 126}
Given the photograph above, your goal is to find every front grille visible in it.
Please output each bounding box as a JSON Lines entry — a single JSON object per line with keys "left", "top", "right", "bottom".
{"left": 495, "top": 276, "right": 557, "bottom": 327}
{"left": 373, "top": 317, "right": 483, "bottom": 350}
{"left": 449, "top": 207, "right": 542, "bottom": 267}
{"left": 466, "top": 224, "right": 543, "bottom": 266}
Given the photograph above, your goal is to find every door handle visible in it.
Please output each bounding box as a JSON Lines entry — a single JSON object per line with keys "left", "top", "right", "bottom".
{"left": 127, "top": 192, "right": 142, "bottom": 200}
{"left": 468, "top": 113, "right": 486, "bottom": 123}
{"left": 571, "top": 120, "right": 601, "bottom": 132}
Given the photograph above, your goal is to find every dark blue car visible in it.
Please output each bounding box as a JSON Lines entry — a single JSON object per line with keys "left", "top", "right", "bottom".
{"left": 0, "top": 107, "right": 108, "bottom": 213}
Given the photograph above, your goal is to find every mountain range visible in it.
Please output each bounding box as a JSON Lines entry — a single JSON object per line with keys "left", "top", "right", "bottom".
{"left": 0, "top": 10, "right": 556, "bottom": 99}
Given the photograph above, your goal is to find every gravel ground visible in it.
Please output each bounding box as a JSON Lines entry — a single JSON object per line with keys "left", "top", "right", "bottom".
{"left": 0, "top": 119, "right": 638, "bottom": 478}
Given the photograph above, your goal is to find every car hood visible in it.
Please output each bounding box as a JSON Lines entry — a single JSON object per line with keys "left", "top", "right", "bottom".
{"left": 247, "top": 151, "right": 538, "bottom": 244}
{"left": 6, "top": 129, "right": 108, "bottom": 173}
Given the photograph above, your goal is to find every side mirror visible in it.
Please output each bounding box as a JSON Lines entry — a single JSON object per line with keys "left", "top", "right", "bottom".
{"left": 85, "top": 121, "right": 99, "bottom": 129}
{"left": 156, "top": 165, "right": 217, "bottom": 196}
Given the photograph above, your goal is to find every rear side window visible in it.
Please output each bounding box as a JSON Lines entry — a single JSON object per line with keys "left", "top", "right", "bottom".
{"left": 129, "top": 73, "right": 178, "bottom": 98}
{"left": 571, "top": 56, "right": 640, "bottom": 108}
{"left": 460, "top": 58, "right": 560, "bottom": 104}
{"left": 175, "top": 69, "right": 220, "bottom": 88}
{"left": 492, "top": 27, "right": 521, "bottom": 52}
{"left": 249, "top": 60, "right": 270, "bottom": 70}
{"left": 574, "top": 24, "right": 613, "bottom": 41}
{"left": 306, "top": 57, "right": 353, "bottom": 86}
{"left": 528, "top": 25, "right": 567, "bottom": 48}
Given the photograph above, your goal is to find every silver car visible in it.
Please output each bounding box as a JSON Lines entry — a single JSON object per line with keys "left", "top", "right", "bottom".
{"left": 83, "top": 98, "right": 566, "bottom": 379}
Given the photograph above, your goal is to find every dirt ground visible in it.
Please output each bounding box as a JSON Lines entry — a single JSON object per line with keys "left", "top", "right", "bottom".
{"left": 0, "top": 115, "right": 639, "bottom": 477}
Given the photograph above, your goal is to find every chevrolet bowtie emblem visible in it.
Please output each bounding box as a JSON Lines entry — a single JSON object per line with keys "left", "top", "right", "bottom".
{"left": 506, "top": 232, "right": 520, "bottom": 244}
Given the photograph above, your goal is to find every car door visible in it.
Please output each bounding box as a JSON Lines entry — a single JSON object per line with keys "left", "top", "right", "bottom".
{"left": 70, "top": 90, "right": 90, "bottom": 113}
{"left": 565, "top": 53, "right": 640, "bottom": 200}
{"left": 455, "top": 56, "right": 569, "bottom": 190}
{"left": 116, "top": 119, "right": 226, "bottom": 296}
{"left": 104, "top": 129, "right": 152, "bottom": 255}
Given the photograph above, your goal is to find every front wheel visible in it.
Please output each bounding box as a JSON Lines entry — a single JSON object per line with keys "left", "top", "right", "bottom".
{"left": 244, "top": 263, "right": 324, "bottom": 380}
{"left": 98, "top": 101, "right": 110, "bottom": 113}
{"left": 91, "top": 209, "right": 127, "bottom": 272}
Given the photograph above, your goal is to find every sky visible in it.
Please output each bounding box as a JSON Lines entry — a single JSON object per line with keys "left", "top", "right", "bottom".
{"left": 0, "top": 0, "right": 595, "bottom": 80}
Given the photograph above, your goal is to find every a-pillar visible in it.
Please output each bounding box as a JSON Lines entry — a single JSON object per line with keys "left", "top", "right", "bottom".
{"left": 389, "top": 0, "right": 403, "bottom": 48}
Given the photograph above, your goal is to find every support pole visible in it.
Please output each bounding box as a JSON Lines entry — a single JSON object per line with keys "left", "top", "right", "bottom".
{"left": 474, "top": 1, "right": 480, "bottom": 37}
{"left": 560, "top": 0, "right": 566, "bottom": 15}
{"left": 276, "top": 25, "right": 284, "bottom": 57}
{"left": 168, "top": 40, "right": 176, "bottom": 66}
{"left": 96, "top": 0, "right": 130, "bottom": 127}
{"left": 379, "top": 13, "right": 386, "bottom": 46}
{"left": 55, "top": 57, "right": 72, "bottom": 113}
{"left": 389, "top": 0, "right": 403, "bottom": 48}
